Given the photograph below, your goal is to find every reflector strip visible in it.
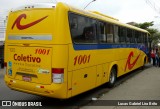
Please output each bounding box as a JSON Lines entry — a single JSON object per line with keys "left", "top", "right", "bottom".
{"left": 36, "top": 86, "right": 44, "bottom": 88}
{"left": 8, "top": 35, "right": 52, "bottom": 40}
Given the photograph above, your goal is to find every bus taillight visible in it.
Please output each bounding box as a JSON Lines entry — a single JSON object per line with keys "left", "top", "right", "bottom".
{"left": 4, "top": 62, "right": 7, "bottom": 75}
{"left": 52, "top": 68, "right": 64, "bottom": 84}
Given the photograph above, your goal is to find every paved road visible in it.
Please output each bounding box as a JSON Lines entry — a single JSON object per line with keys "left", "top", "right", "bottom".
{"left": 0, "top": 68, "right": 43, "bottom": 100}
{"left": 0, "top": 64, "right": 160, "bottom": 109}
{"left": 81, "top": 64, "right": 160, "bottom": 109}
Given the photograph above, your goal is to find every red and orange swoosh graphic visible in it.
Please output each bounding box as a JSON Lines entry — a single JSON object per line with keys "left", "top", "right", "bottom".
{"left": 125, "top": 51, "right": 140, "bottom": 71}
{"left": 12, "top": 13, "right": 48, "bottom": 30}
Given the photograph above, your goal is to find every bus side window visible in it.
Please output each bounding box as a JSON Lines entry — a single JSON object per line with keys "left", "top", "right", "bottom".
{"left": 98, "top": 22, "right": 115, "bottom": 43}
{"left": 139, "top": 33, "right": 143, "bottom": 43}
{"left": 82, "top": 18, "right": 97, "bottom": 43}
{"left": 126, "top": 29, "right": 132, "bottom": 43}
{"left": 135, "top": 31, "right": 142, "bottom": 43}
{"left": 83, "top": 26, "right": 94, "bottom": 40}
{"left": 119, "top": 26, "right": 126, "bottom": 43}
{"left": 131, "top": 30, "right": 135, "bottom": 43}
{"left": 71, "top": 17, "right": 78, "bottom": 29}
{"left": 142, "top": 33, "right": 145, "bottom": 44}
{"left": 69, "top": 13, "right": 97, "bottom": 44}
{"left": 144, "top": 33, "right": 148, "bottom": 49}
{"left": 135, "top": 31, "right": 139, "bottom": 43}
{"left": 144, "top": 33, "right": 148, "bottom": 44}
{"left": 106, "top": 23, "right": 114, "bottom": 43}
{"left": 114, "top": 25, "right": 119, "bottom": 43}
{"left": 98, "top": 21, "right": 106, "bottom": 43}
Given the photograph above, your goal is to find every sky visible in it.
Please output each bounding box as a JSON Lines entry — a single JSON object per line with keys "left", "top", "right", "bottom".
{"left": 0, "top": 0, "right": 160, "bottom": 26}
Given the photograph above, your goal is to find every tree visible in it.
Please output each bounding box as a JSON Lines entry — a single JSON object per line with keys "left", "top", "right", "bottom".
{"left": 134, "top": 21, "right": 154, "bottom": 30}
{"left": 151, "top": 31, "right": 160, "bottom": 46}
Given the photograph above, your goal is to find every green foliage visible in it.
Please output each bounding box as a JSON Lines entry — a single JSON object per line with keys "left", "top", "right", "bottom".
{"left": 134, "top": 21, "right": 154, "bottom": 30}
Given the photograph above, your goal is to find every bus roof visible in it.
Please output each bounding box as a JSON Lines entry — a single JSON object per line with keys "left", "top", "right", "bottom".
{"left": 10, "top": 2, "right": 149, "bottom": 34}
{"left": 10, "top": 3, "right": 56, "bottom": 12}
{"left": 67, "top": 3, "right": 149, "bottom": 34}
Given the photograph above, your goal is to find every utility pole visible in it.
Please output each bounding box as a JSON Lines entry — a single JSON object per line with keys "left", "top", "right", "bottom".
{"left": 84, "top": 0, "right": 96, "bottom": 9}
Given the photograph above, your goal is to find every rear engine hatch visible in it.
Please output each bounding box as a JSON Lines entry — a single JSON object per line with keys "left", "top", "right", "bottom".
{"left": 6, "top": 45, "right": 52, "bottom": 85}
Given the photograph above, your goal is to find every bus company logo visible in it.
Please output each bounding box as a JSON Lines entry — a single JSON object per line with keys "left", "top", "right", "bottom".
{"left": 12, "top": 13, "right": 48, "bottom": 30}
{"left": 125, "top": 51, "right": 140, "bottom": 71}
{"left": 2, "top": 101, "right": 11, "bottom": 106}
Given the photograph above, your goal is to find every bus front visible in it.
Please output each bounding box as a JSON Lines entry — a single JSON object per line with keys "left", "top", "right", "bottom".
{"left": 4, "top": 3, "right": 70, "bottom": 99}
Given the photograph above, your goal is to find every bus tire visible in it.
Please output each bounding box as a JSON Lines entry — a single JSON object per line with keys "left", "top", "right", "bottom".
{"left": 108, "top": 67, "right": 117, "bottom": 88}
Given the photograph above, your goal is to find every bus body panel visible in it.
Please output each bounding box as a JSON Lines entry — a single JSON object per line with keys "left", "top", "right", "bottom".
{"left": 4, "top": 2, "right": 149, "bottom": 99}
{"left": 68, "top": 44, "right": 145, "bottom": 73}
{"left": 68, "top": 43, "right": 146, "bottom": 97}
{"left": 5, "top": 44, "right": 69, "bottom": 99}
{"left": 6, "top": 9, "right": 55, "bottom": 44}
{"left": 6, "top": 45, "right": 52, "bottom": 84}
{"left": 96, "top": 65, "right": 104, "bottom": 86}
{"left": 5, "top": 3, "right": 71, "bottom": 45}
{"left": 4, "top": 3, "right": 71, "bottom": 98}
{"left": 5, "top": 75, "right": 68, "bottom": 98}
{"left": 72, "top": 66, "right": 97, "bottom": 96}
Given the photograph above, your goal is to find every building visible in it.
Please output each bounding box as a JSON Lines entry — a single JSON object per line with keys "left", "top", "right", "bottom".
{"left": 0, "top": 12, "right": 6, "bottom": 67}
{"left": 0, "top": 13, "right": 6, "bottom": 42}
{"left": 127, "top": 22, "right": 138, "bottom": 26}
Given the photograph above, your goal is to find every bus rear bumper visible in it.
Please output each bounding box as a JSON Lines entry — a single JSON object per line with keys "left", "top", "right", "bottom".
{"left": 4, "top": 75, "right": 68, "bottom": 99}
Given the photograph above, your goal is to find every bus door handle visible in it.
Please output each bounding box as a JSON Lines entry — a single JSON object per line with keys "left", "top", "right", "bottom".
{"left": 84, "top": 74, "right": 88, "bottom": 78}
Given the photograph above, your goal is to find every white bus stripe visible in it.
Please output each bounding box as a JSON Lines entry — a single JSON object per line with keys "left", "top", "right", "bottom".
{"left": 8, "top": 35, "right": 52, "bottom": 40}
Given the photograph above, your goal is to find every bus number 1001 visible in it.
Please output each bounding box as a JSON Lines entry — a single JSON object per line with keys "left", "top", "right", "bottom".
{"left": 74, "top": 55, "right": 90, "bottom": 65}
{"left": 35, "top": 49, "right": 50, "bottom": 55}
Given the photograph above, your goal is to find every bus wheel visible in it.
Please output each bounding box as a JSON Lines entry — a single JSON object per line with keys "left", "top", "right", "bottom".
{"left": 108, "top": 67, "right": 117, "bottom": 88}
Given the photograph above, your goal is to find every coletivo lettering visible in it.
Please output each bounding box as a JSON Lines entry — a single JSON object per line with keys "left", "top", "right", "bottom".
{"left": 14, "top": 54, "right": 41, "bottom": 63}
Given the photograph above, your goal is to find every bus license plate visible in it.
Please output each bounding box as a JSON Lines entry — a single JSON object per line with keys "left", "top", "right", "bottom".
{"left": 22, "top": 76, "right": 31, "bottom": 82}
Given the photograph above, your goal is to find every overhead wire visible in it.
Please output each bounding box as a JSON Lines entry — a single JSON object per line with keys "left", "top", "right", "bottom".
{"left": 145, "top": 0, "right": 160, "bottom": 14}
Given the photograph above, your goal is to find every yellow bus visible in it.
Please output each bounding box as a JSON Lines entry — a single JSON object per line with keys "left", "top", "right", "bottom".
{"left": 4, "top": 2, "right": 150, "bottom": 99}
